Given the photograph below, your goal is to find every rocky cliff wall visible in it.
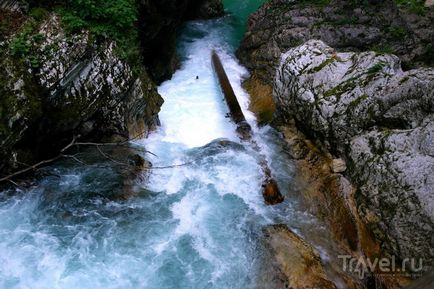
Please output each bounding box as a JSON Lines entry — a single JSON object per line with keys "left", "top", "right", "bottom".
{"left": 236, "top": 0, "right": 434, "bottom": 283}
{"left": 274, "top": 40, "right": 434, "bottom": 267}
{"left": 0, "top": 0, "right": 223, "bottom": 175}
{"left": 238, "top": 0, "right": 434, "bottom": 86}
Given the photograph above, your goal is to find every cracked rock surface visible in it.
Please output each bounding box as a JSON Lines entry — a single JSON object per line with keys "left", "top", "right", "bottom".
{"left": 274, "top": 39, "right": 434, "bottom": 265}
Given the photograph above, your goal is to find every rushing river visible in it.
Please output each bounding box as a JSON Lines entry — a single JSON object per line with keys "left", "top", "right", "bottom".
{"left": 0, "top": 2, "right": 337, "bottom": 288}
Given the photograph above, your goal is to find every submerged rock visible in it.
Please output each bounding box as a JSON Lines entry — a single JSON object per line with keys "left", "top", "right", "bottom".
{"left": 188, "top": 138, "right": 246, "bottom": 159}
{"left": 261, "top": 178, "right": 283, "bottom": 205}
{"left": 274, "top": 40, "right": 434, "bottom": 269}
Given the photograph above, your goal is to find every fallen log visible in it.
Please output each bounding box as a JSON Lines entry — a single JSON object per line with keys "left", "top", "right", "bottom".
{"left": 211, "top": 50, "right": 284, "bottom": 205}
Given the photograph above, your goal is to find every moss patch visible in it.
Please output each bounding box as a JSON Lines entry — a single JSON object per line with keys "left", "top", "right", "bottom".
{"left": 310, "top": 57, "right": 335, "bottom": 73}
{"left": 394, "top": 0, "right": 428, "bottom": 15}
{"left": 323, "top": 77, "right": 358, "bottom": 101}
{"left": 347, "top": 94, "right": 369, "bottom": 112}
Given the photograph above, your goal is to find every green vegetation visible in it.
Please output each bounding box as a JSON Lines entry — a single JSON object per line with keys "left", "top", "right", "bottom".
{"left": 393, "top": 0, "right": 427, "bottom": 14}
{"left": 8, "top": 1, "right": 141, "bottom": 69}
{"left": 310, "top": 58, "right": 335, "bottom": 73}
{"left": 331, "top": 16, "right": 359, "bottom": 26}
{"left": 347, "top": 94, "right": 369, "bottom": 112}
{"left": 387, "top": 26, "right": 407, "bottom": 39}
{"left": 362, "top": 62, "right": 387, "bottom": 84}
{"left": 417, "top": 43, "right": 434, "bottom": 68}
{"left": 371, "top": 45, "right": 394, "bottom": 55}
{"left": 56, "top": 0, "right": 140, "bottom": 65}
{"left": 8, "top": 8, "right": 49, "bottom": 68}
{"left": 367, "top": 62, "right": 386, "bottom": 75}
{"left": 323, "top": 77, "right": 358, "bottom": 100}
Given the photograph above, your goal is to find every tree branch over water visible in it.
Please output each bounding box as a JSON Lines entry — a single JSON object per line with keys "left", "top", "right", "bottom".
{"left": 0, "top": 133, "right": 193, "bottom": 184}
{"left": 0, "top": 136, "right": 78, "bottom": 183}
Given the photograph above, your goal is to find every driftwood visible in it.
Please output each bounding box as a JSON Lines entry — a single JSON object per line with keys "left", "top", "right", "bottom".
{"left": 211, "top": 50, "right": 284, "bottom": 205}
{"left": 0, "top": 136, "right": 78, "bottom": 183}
{"left": 0, "top": 134, "right": 195, "bottom": 185}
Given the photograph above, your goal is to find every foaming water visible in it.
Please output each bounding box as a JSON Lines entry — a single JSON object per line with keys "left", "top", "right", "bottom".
{"left": 133, "top": 19, "right": 281, "bottom": 287}
{"left": 150, "top": 19, "right": 256, "bottom": 148}
{"left": 0, "top": 9, "right": 335, "bottom": 289}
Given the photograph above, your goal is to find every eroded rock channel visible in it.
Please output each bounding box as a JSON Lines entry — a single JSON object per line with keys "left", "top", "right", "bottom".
{"left": 0, "top": 0, "right": 433, "bottom": 288}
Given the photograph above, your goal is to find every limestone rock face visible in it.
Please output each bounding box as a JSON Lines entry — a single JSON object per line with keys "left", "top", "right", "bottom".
{"left": 0, "top": 0, "right": 28, "bottom": 12}
{"left": 0, "top": 15, "right": 163, "bottom": 173}
{"left": 237, "top": 0, "right": 434, "bottom": 85}
{"left": 274, "top": 40, "right": 434, "bottom": 266}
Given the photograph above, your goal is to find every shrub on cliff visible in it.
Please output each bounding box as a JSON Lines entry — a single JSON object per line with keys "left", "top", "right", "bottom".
{"left": 57, "top": 0, "right": 137, "bottom": 35}
{"left": 57, "top": 0, "right": 140, "bottom": 65}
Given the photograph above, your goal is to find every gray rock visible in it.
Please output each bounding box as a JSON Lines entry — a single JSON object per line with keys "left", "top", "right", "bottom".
{"left": 0, "top": 15, "right": 163, "bottom": 173}
{"left": 331, "top": 159, "right": 346, "bottom": 173}
{"left": 274, "top": 39, "right": 434, "bottom": 266}
{"left": 0, "top": 0, "right": 28, "bottom": 12}
{"left": 237, "top": 0, "right": 434, "bottom": 85}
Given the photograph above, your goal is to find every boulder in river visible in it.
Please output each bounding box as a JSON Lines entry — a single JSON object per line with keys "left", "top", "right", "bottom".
{"left": 262, "top": 179, "right": 284, "bottom": 205}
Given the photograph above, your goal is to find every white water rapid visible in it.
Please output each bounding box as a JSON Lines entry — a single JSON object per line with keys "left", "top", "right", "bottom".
{"left": 0, "top": 10, "right": 336, "bottom": 289}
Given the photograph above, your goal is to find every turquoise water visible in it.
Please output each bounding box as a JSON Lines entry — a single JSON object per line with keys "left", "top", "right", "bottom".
{"left": 0, "top": 2, "right": 337, "bottom": 288}
{"left": 223, "top": 0, "right": 267, "bottom": 46}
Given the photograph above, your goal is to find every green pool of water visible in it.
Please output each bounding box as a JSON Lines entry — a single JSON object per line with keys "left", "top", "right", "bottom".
{"left": 223, "top": 0, "right": 267, "bottom": 46}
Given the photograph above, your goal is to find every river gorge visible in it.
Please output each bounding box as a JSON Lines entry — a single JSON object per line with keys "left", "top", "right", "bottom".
{"left": 0, "top": 0, "right": 433, "bottom": 288}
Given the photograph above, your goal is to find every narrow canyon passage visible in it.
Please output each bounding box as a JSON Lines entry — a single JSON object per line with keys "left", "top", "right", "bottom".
{"left": 0, "top": 3, "right": 341, "bottom": 289}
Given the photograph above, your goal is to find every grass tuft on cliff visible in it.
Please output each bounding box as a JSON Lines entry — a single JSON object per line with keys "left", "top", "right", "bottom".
{"left": 394, "top": 0, "right": 427, "bottom": 14}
